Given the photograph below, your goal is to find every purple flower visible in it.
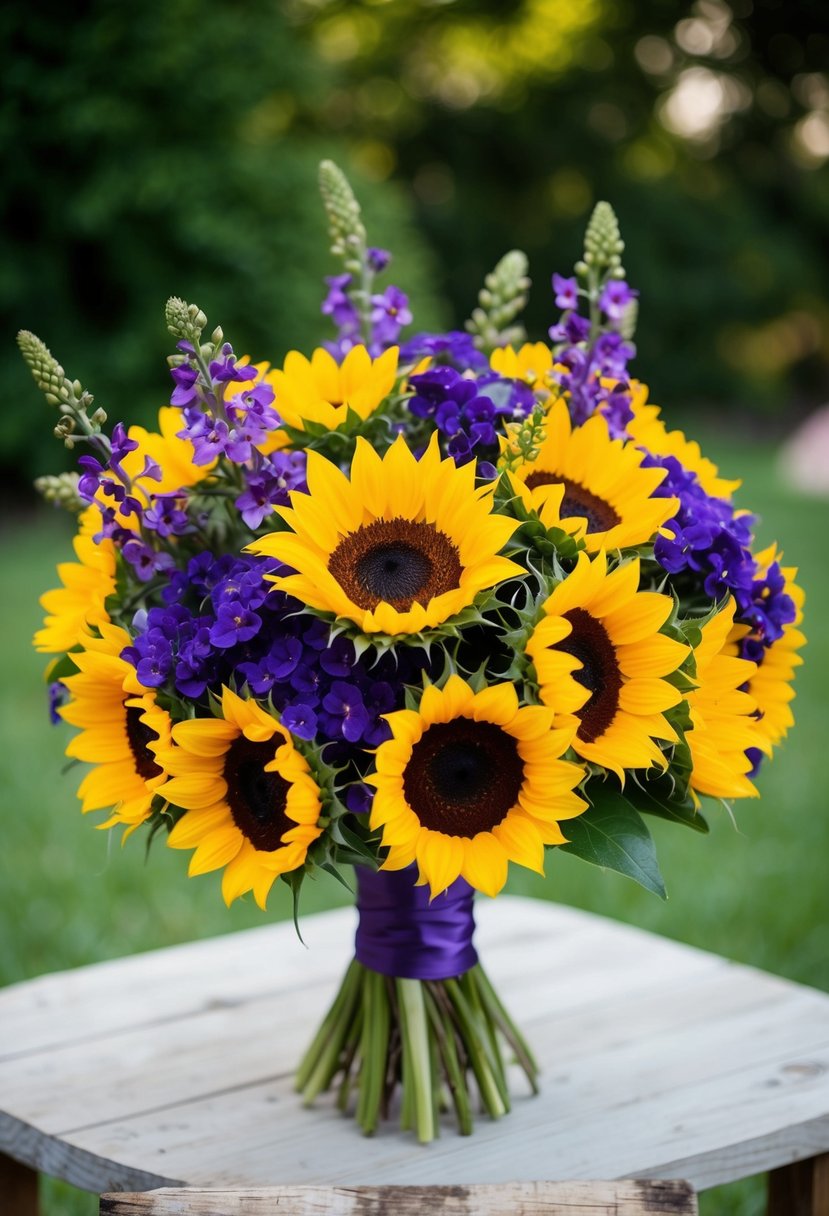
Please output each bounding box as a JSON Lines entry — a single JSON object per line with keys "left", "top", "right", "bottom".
{"left": 599, "top": 280, "right": 637, "bottom": 321}
{"left": 321, "top": 681, "right": 370, "bottom": 743}
{"left": 345, "top": 782, "right": 374, "bottom": 814}
{"left": 234, "top": 451, "right": 308, "bottom": 529}
{"left": 319, "top": 636, "right": 356, "bottom": 678}
{"left": 110, "top": 422, "right": 139, "bottom": 463}
{"left": 553, "top": 274, "right": 579, "bottom": 310}
{"left": 367, "top": 247, "right": 391, "bottom": 272}
{"left": 322, "top": 273, "right": 361, "bottom": 343}
{"left": 170, "top": 365, "right": 200, "bottom": 408}
{"left": 435, "top": 399, "right": 462, "bottom": 435}
{"left": 190, "top": 418, "right": 230, "bottom": 465}
{"left": 370, "top": 286, "right": 413, "bottom": 348}
{"left": 77, "top": 455, "right": 104, "bottom": 502}
{"left": 143, "top": 493, "right": 191, "bottom": 538}
{"left": 399, "top": 331, "right": 489, "bottom": 372}
{"left": 48, "top": 681, "right": 68, "bottom": 725}
{"left": 548, "top": 312, "right": 591, "bottom": 344}
{"left": 281, "top": 702, "right": 318, "bottom": 741}
{"left": 209, "top": 344, "right": 258, "bottom": 385}
{"left": 122, "top": 539, "right": 174, "bottom": 582}
{"left": 209, "top": 601, "right": 262, "bottom": 648}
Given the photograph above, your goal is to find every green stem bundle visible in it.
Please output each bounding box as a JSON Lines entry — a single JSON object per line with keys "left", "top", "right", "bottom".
{"left": 296, "top": 959, "right": 538, "bottom": 1142}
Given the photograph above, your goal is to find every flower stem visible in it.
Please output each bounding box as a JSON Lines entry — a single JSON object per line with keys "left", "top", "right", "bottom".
{"left": 397, "top": 977, "right": 435, "bottom": 1143}
{"left": 297, "top": 958, "right": 537, "bottom": 1140}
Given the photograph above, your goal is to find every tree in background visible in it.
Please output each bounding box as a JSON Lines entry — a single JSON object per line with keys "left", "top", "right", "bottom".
{"left": 290, "top": 0, "right": 829, "bottom": 418}
{"left": 0, "top": 0, "right": 444, "bottom": 484}
{"left": 5, "top": 0, "right": 829, "bottom": 488}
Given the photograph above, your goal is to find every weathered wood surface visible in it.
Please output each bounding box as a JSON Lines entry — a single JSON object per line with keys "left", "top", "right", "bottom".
{"left": 99, "top": 1180, "right": 698, "bottom": 1215}
{"left": 1, "top": 899, "right": 828, "bottom": 1199}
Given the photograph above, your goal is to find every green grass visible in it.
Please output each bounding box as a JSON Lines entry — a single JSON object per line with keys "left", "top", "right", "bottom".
{"left": 1, "top": 436, "right": 826, "bottom": 1216}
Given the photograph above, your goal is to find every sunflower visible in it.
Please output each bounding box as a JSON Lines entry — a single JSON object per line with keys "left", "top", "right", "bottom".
{"left": 248, "top": 433, "right": 522, "bottom": 635}
{"left": 34, "top": 510, "right": 118, "bottom": 654}
{"left": 509, "top": 398, "right": 678, "bottom": 552}
{"left": 266, "top": 344, "right": 398, "bottom": 433}
{"left": 526, "top": 551, "right": 689, "bottom": 778}
{"left": 157, "top": 688, "right": 323, "bottom": 908}
{"left": 730, "top": 549, "right": 805, "bottom": 757}
{"left": 367, "top": 675, "right": 587, "bottom": 898}
{"left": 686, "top": 599, "right": 760, "bottom": 801}
{"left": 490, "top": 343, "right": 556, "bottom": 393}
{"left": 626, "top": 386, "right": 740, "bottom": 500}
{"left": 59, "top": 623, "right": 173, "bottom": 832}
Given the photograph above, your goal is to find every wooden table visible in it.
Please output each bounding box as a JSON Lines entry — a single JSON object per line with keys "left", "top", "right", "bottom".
{"left": 1, "top": 898, "right": 828, "bottom": 1213}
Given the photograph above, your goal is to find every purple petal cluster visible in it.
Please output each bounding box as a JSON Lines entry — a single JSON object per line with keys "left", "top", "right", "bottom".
{"left": 321, "top": 248, "right": 412, "bottom": 358}
{"left": 408, "top": 366, "right": 531, "bottom": 468}
{"left": 738, "top": 559, "right": 797, "bottom": 660}
{"left": 645, "top": 454, "right": 757, "bottom": 607}
{"left": 76, "top": 422, "right": 182, "bottom": 582}
{"left": 121, "top": 551, "right": 430, "bottom": 757}
{"left": 551, "top": 329, "right": 637, "bottom": 435}
{"left": 173, "top": 343, "right": 280, "bottom": 466}
{"left": 399, "top": 331, "right": 490, "bottom": 372}
{"left": 547, "top": 274, "right": 639, "bottom": 438}
{"left": 234, "top": 450, "right": 308, "bottom": 529}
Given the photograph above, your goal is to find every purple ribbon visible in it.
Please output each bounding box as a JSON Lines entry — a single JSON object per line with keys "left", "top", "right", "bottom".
{"left": 354, "top": 866, "right": 478, "bottom": 981}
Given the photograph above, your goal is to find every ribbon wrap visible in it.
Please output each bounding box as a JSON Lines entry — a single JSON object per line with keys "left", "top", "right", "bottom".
{"left": 354, "top": 866, "right": 478, "bottom": 981}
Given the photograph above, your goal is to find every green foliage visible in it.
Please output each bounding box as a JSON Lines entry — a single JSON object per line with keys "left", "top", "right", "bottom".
{"left": 465, "top": 249, "right": 531, "bottom": 353}
{"left": 1, "top": 0, "right": 444, "bottom": 483}
{"left": 559, "top": 781, "right": 667, "bottom": 899}
{"left": 301, "top": 0, "right": 829, "bottom": 417}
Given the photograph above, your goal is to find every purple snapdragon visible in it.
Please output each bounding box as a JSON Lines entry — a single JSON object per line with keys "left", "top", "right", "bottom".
{"left": 598, "top": 279, "right": 638, "bottom": 321}
{"left": 173, "top": 342, "right": 280, "bottom": 468}
{"left": 547, "top": 268, "right": 639, "bottom": 437}
{"left": 234, "top": 449, "right": 307, "bottom": 529}
{"left": 321, "top": 246, "right": 412, "bottom": 358}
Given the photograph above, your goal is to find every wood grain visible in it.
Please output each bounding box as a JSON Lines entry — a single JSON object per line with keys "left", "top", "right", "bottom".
{"left": 98, "top": 1180, "right": 698, "bottom": 1216}
{"left": 1, "top": 899, "right": 828, "bottom": 1201}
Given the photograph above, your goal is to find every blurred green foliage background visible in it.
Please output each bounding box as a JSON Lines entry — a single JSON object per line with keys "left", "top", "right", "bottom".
{"left": 3, "top": 0, "right": 829, "bottom": 483}
{"left": 2, "top": 3, "right": 829, "bottom": 1214}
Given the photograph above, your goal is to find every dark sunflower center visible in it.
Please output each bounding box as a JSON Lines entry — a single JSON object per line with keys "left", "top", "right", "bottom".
{"left": 223, "top": 736, "right": 291, "bottom": 852}
{"left": 328, "top": 517, "right": 462, "bottom": 612}
{"left": 524, "top": 472, "right": 621, "bottom": 533}
{"left": 403, "top": 718, "right": 524, "bottom": 836}
{"left": 125, "top": 706, "right": 162, "bottom": 782}
{"left": 558, "top": 607, "right": 622, "bottom": 743}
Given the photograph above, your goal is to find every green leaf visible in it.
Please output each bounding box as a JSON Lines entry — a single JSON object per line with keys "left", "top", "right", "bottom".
{"left": 282, "top": 868, "right": 307, "bottom": 945}
{"left": 44, "top": 649, "right": 82, "bottom": 682}
{"left": 559, "top": 783, "right": 667, "bottom": 898}
{"left": 628, "top": 773, "right": 709, "bottom": 834}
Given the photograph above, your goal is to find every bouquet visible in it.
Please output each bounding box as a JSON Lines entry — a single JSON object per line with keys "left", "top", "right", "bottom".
{"left": 25, "top": 162, "right": 804, "bottom": 1143}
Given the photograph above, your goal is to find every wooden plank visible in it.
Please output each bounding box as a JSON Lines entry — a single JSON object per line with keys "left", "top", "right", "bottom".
{"left": 0, "top": 1149, "right": 39, "bottom": 1216}
{"left": 767, "top": 1151, "right": 829, "bottom": 1215}
{"left": 0, "top": 934, "right": 739, "bottom": 1135}
{"left": 98, "top": 1181, "right": 698, "bottom": 1215}
{"left": 2, "top": 899, "right": 828, "bottom": 1197}
{"left": 0, "top": 901, "right": 711, "bottom": 1059}
{"left": 50, "top": 1020, "right": 829, "bottom": 1194}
